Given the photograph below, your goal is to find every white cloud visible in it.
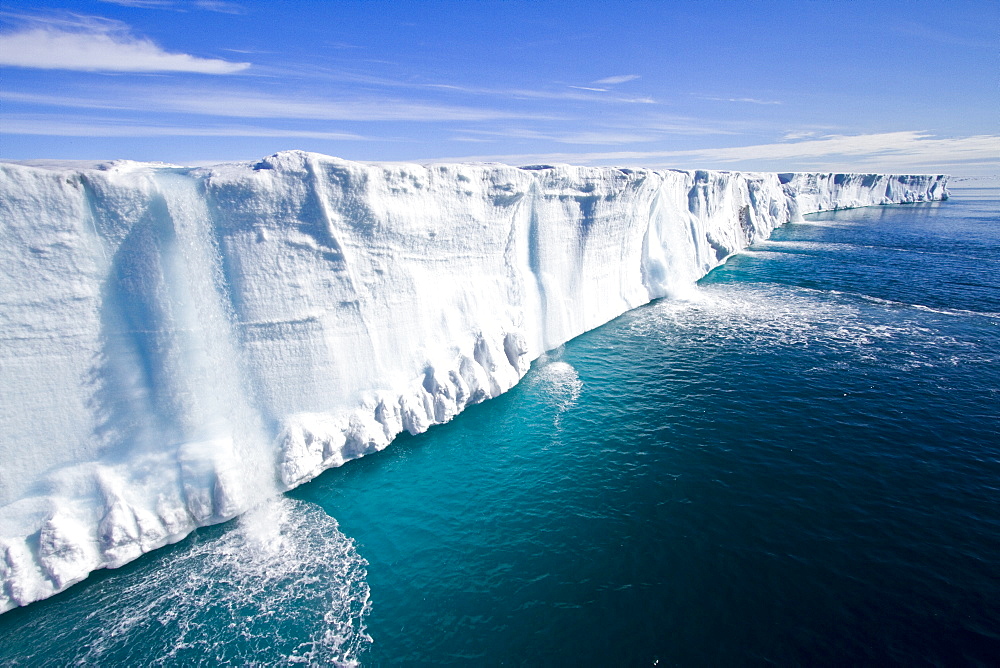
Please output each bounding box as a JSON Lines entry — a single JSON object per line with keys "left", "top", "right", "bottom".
{"left": 782, "top": 130, "right": 821, "bottom": 141}
{"left": 640, "top": 115, "right": 743, "bottom": 136}
{"left": 455, "top": 127, "right": 661, "bottom": 145}
{"left": 432, "top": 132, "right": 1000, "bottom": 174}
{"left": 593, "top": 74, "right": 640, "bottom": 85}
{"left": 556, "top": 132, "right": 660, "bottom": 145}
{"left": 97, "top": 0, "right": 176, "bottom": 8}
{"left": 156, "top": 90, "right": 551, "bottom": 121}
{"left": 192, "top": 1, "right": 244, "bottom": 15}
{"left": 893, "top": 21, "right": 995, "bottom": 49}
{"left": 0, "top": 25, "right": 250, "bottom": 73}
{"left": 424, "top": 82, "right": 654, "bottom": 104}
{"left": 448, "top": 136, "right": 496, "bottom": 143}
{"left": 0, "top": 88, "right": 556, "bottom": 122}
{"left": 98, "top": 0, "right": 246, "bottom": 12}
{"left": 666, "top": 132, "right": 999, "bottom": 166}
{"left": 1, "top": 116, "right": 368, "bottom": 140}
{"left": 701, "top": 96, "right": 782, "bottom": 105}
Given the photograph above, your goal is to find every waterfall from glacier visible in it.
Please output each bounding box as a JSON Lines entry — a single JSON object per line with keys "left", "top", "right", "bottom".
{"left": 153, "top": 172, "right": 278, "bottom": 524}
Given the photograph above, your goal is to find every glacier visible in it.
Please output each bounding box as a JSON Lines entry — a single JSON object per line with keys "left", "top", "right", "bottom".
{"left": 0, "top": 151, "right": 948, "bottom": 612}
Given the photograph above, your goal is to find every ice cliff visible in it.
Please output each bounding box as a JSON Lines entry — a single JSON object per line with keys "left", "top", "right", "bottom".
{"left": 0, "top": 151, "right": 948, "bottom": 611}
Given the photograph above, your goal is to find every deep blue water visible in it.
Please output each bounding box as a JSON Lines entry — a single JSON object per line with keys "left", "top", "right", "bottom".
{"left": 2, "top": 189, "right": 998, "bottom": 666}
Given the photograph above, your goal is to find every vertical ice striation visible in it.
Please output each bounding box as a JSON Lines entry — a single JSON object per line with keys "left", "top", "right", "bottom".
{"left": 0, "top": 152, "right": 948, "bottom": 611}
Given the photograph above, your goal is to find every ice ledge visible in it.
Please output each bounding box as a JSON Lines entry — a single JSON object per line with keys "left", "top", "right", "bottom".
{"left": 0, "top": 152, "right": 948, "bottom": 612}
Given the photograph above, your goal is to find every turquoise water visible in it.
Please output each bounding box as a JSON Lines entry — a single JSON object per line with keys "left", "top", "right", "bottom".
{"left": 2, "top": 189, "right": 998, "bottom": 666}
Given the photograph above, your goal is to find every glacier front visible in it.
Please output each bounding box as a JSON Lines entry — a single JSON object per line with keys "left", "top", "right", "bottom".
{"left": 0, "top": 151, "right": 948, "bottom": 611}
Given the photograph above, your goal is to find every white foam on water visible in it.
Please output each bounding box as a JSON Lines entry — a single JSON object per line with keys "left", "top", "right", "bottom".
{"left": 729, "top": 249, "right": 788, "bottom": 261}
{"left": 792, "top": 219, "right": 864, "bottom": 229}
{"left": 822, "top": 291, "right": 1000, "bottom": 321}
{"left": 756, "top": 239, "right": 984, "bottom": 263}
{"left": 1, "top": 497, "right": 371, "bottom": 666}
{"left": 526, "top": 353, "right": 583, "bottom": 428}
{"left": 753, "top": 240, "right": 863, "bottom": 254}
{"left": 630, "top": 284, "right": 993, "bottom": 370}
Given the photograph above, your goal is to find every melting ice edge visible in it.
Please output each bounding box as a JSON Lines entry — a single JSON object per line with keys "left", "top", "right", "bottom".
{"left": 0, "top": 151, "right": 948, "bottom": 611}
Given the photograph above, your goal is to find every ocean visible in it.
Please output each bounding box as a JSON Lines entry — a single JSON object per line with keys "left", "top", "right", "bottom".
{"left": 1, "top": 188, "right": 997, "bottom": 666}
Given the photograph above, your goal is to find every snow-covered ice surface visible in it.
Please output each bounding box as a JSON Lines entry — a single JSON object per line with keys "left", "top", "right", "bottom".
{"left": 0, "top": 151, "right": 947, "bottom": 611}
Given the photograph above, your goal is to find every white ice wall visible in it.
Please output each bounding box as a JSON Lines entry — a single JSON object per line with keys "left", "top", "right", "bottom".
{"left": 0, "top": 151, "right": 948, "bottom": 611}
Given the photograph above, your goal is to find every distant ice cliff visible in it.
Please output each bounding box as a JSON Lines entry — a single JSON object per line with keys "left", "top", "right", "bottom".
{"left": 0, "top": 151, "right": 947, "bottom": 611}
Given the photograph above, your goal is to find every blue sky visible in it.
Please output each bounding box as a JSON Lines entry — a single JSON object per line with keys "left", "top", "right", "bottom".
{"left": 1, "top": 0, "right": 997, "bottom": 174}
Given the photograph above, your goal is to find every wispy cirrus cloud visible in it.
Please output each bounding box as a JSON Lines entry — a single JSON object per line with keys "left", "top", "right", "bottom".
{"left": 0, "top": 87, "right": 557, "bottom": 122}
{"left": 700, "top": 96, "right": 782, "bottom": 105}
{"left": 1, "top": 116, "right": 369, "bottom": 140}
{"left": 152, "top": 90, "right": 536, "bottom": 121}
{"left": 662, "top": 132, "right": 997, "bottom": 167}
{"left": 98, "top": 0, "right": 245, "bottom": 13}
{"left": 593, "top": 74, "right": 640, "bottom": 85}
{"left": 554, "top": 131, "right": 661, "bottom": 145}
{"left": 451, "top": 117, "right": 738, "bottom": 146}
{"left": 452, "top": 128, "right": 661, "bottom": 145}
{"left": 892, "top": 20, "right": 995, "bottom": 49}
{"left": 424, "top": 82, "right": 655, "bottom": 104}
{"left": 98, "top": 0, "right": 175, "bottom": 8}
{"left": 191, "top": 0, "right": 244, "bottom": 13}
{"left": 0, "top": 14, "right": 249, "bottom": 73}
{"left": 432, "top": 132, "right": 1000, "bottom": 173}
{"left": 782, "top": 130, "right": 821, "bottom": 141}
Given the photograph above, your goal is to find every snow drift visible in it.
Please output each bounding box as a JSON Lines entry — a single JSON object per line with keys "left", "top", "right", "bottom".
{"left": 0, "top": 151, "right": 948, "bottom": 611}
